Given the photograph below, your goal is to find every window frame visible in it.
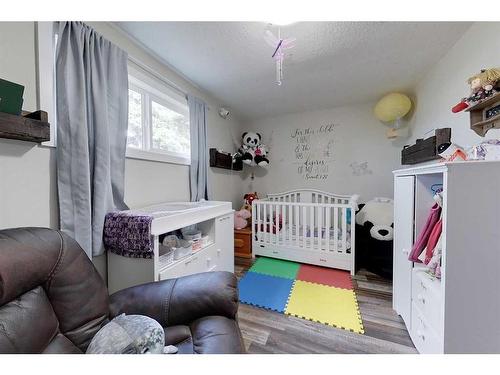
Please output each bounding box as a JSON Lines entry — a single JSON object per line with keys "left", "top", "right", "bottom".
{"left": 126, "top": 72, "right": 191, "bottom": 166}
{"left": 36, "top": 21, "right": 57, "bottom": 147}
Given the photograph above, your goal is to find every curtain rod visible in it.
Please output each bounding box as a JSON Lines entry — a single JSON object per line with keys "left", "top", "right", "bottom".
{"left": 127, "top": 55, "right": 188, "bottom": 99}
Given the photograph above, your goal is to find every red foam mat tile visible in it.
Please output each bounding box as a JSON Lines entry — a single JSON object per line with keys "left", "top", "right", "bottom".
{"left": 296, "top": 264, "right": 353, "bottom": 289}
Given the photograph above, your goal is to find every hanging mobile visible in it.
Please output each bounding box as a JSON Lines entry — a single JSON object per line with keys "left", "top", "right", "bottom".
{"left": 264, "top": 26, "right": 295, "bottom": 85}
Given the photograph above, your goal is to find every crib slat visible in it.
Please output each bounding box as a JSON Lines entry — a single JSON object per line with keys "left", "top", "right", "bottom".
{"left": 302, "top": 206, "right": 307, "bottom": 249}
{"left": 280, "top": 204, "right": 285, "bottom": 245}
{"left": 288, "top": 203, "right": 292, "bottom": 245}
{"left": 333, "top": 206, "right": 339, "bottom": 253}
{"left": 263, "top": 203, "right": 268, "bottom": 244}
{"left": 255, "top": 201, "right": 260, "bottom": 245}
{"left": 251, "top": 202, "right": 259, "bottom": 241}
{"left": 295, "top": 204, "right": 300, "bottom": 248}
{"left": 342, "top": 207, "right": 347, "bottom": 253}
{"left": 318, "top": 204, "right": 323, "bottom": 250}
{"left": 325, "top": 206, "right": 331, "bottom": 252}
{"left": 309, "top": 205, "right": 314, "bottom": 249}
{"left": 271, "top": 204, "right": 280, "bottom": 246}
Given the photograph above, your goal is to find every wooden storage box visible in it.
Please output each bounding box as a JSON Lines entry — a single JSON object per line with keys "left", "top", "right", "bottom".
{"left": 401, "top": 128, "right": 451, "bottom": 165}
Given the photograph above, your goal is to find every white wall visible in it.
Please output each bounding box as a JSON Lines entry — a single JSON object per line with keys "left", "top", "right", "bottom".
{"left": 408, "top": 22, "right": 500, "bottom": 147}
{"left": 241, "top": 102, "right": 401, "bottom": 203}
{"left": 0, "top": 22, "right": 243, "bottom": 277}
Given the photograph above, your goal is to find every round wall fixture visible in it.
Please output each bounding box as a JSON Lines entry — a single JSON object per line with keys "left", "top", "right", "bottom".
{"left": 218, "top": 107, "right": 230, "bottom": 119}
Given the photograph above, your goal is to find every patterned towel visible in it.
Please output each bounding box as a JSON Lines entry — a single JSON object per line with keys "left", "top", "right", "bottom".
{"left": 103, "top": 211, "right": 154, "bottom": 258}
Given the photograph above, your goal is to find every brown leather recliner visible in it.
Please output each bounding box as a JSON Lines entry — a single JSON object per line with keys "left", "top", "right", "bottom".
{"left": 0, "top": 228, "right": 245, "bottom": 354}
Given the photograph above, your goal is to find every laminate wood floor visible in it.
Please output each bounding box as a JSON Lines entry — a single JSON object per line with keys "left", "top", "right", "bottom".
{"left": 235, "top": 257, "right": 417, "bottom": 354}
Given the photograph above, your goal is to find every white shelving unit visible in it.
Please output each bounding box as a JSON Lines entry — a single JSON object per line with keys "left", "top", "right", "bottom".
{"left": 107, "top": 201, "right": 234, "bottom": 294}
{"left": 393, "top": 161, "right": 500, "bottom": 353}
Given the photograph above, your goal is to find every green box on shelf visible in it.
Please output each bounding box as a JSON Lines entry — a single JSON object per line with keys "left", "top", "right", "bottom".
{"left": 0, "top": 78, "right": 24, "bottom": 115}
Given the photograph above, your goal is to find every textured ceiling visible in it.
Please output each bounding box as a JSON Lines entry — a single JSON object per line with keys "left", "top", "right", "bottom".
{"left": 116, "top": 22, "right": 471, "bottom": 120}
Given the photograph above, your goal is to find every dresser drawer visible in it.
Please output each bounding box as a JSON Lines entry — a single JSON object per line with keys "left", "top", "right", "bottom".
{"left": 411, "top": 303, "right": 443, "bottom": 353}
{"left": 159, "top": 253, "right": 203, "bottom": 280}
{"left": 234, "top": 228, "right": 252, "bottom": 258}
{"left": 411, "top": 269, "right": 442, "bottom": 332}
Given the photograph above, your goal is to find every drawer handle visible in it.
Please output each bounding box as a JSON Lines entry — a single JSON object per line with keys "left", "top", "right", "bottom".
{"left": 402, "top": 248, "right": 409, "bottom": 255}
{"left": 417, "top": 293, "right": 426, "bottom": 304}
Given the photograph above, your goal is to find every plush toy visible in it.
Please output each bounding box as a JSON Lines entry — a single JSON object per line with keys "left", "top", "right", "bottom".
{"left": 452, "top": 68, "right": 500, "bottom": 113}
{"left": 239, "top": 132, "right": 269, "bottom": 167}
{"left": 355, "top": 198, "right": 394, "bottom": 279}
{"left": 234, "top": 209, "right": 251, "bottom": 230}
{"left": 242, "top": 192, "right": 259, "bottom": 212}
{"left": 437, "top": 142, "right": 467, "bottom": 162}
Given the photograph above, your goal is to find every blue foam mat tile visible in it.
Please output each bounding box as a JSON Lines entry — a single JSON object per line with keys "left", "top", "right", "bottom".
{"left": 238, "top": 272, "right": 294, "bottom": 313}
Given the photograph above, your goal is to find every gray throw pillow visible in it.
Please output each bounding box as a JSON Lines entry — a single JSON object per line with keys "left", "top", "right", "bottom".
{"left": 86, "top": 314, "right": 165, "bottom": 354}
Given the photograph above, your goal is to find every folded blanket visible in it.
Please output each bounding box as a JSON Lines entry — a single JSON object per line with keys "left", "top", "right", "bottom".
{"left": 103, "top": 211, "right": 154, "bottom": 258}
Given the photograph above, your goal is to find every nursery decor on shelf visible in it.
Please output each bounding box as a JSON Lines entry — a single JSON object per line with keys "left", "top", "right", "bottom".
{"left": 237, "top": 131, "right": 270, "bottom": 167}
{"left": 401, "top": 128, "right": 451, "bottom": 165}
{"left": 209, "top": 148, "right": 243, "bottom": 171}
{"left": 374, "top": 93, "right": 412, "bottom": 139}
{"left": 452, "top": 68, "right": 500, "bottom": 113}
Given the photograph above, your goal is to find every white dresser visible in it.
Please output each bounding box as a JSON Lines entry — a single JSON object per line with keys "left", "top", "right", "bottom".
{"left": 107, "top": 201, "right": 234, "bottom": 294}
{"left": 393, "top": 161, "right": 500, "bottom": 353}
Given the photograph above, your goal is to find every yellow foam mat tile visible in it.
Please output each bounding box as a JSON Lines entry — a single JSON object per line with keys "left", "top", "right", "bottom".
{"left": 285, "top": 280, "right": 364, "bottom": 334}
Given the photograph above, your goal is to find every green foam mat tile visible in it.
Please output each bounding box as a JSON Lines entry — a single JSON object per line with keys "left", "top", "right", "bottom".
{"left": 249, "top": 256, "right": 300, "bottom": 279}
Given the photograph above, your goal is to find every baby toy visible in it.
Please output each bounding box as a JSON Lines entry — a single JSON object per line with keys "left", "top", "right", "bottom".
{"left": 452, "top": 68, "right": 500, "bottom": 113}
{"left": 242, "top": 192, "right": 259, "bottom": 212}
{"left": 234, "top": 209, "right": 251, "bottom": 230}
{"left": 437, "top": 142, "right": 467, "bottom": 162}
{"left": 238, "top": 132, "right": 270, "bottom": 167}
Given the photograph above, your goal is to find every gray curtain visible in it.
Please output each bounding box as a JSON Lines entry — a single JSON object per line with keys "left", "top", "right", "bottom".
{"left": 56, "top": 22, "right": 129, "bottom": 258}
{"left": 188, "top": 95, "right": 210, "bottom": 201}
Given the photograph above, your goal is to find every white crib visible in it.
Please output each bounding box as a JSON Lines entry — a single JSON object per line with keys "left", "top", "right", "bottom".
{"left": 252, "top": 189, "right": 359, "bottom": 275}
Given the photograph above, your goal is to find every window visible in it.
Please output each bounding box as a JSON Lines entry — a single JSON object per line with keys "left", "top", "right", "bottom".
{"left": 126, "top": 68, "right": 190, "bottom": 165}
{"left": 36, "top": 22, "right": 58, "bottom": 147}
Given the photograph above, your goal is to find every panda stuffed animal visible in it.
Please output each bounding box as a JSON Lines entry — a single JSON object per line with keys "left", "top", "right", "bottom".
{"left": 355, "top": 197, "right": 394, "bottom": 279}
{"left": 239, "top": 132, "right": 269, "bottom": 167}
{"left": 355, "top": 197, "right": 394, "bottom": 241}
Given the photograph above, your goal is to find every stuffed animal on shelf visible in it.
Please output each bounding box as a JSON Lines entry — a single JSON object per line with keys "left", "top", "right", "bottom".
{"left": 234, "top": 209, "right": 251, "bottom": 230}
{"left": 355, "top": 198, "right": 394, "bottom": 279}
{"left": 452, "top": 68, "right": 500, "bottom": 113}
{"left": 437, "top": 142, "right": 467, "bottom": 162}
{"left": 238, "top": 132, "right": 270, "bottom": 167}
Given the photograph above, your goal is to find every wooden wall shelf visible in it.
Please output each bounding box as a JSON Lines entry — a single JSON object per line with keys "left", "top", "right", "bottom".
{"left": 0, "top": 110, "right": 50, "bottom": 143}
{"left": 209, "top": 148, "right": 243, "bottom": 171}
{"left": 466, "top": 92, "right": 500, "bottom": 137}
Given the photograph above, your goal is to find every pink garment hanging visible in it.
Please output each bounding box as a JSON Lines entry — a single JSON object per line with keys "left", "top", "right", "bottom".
{"left": 408, "top": 203, "right": 441, "bottom": 263}
{"left": 424, "top": 219, "right": 442, "bottom": 265}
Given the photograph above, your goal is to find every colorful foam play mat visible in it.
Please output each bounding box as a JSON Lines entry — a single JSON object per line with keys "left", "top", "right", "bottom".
{"left": 238, "top": 257, "right": 364, "bottom": 334}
